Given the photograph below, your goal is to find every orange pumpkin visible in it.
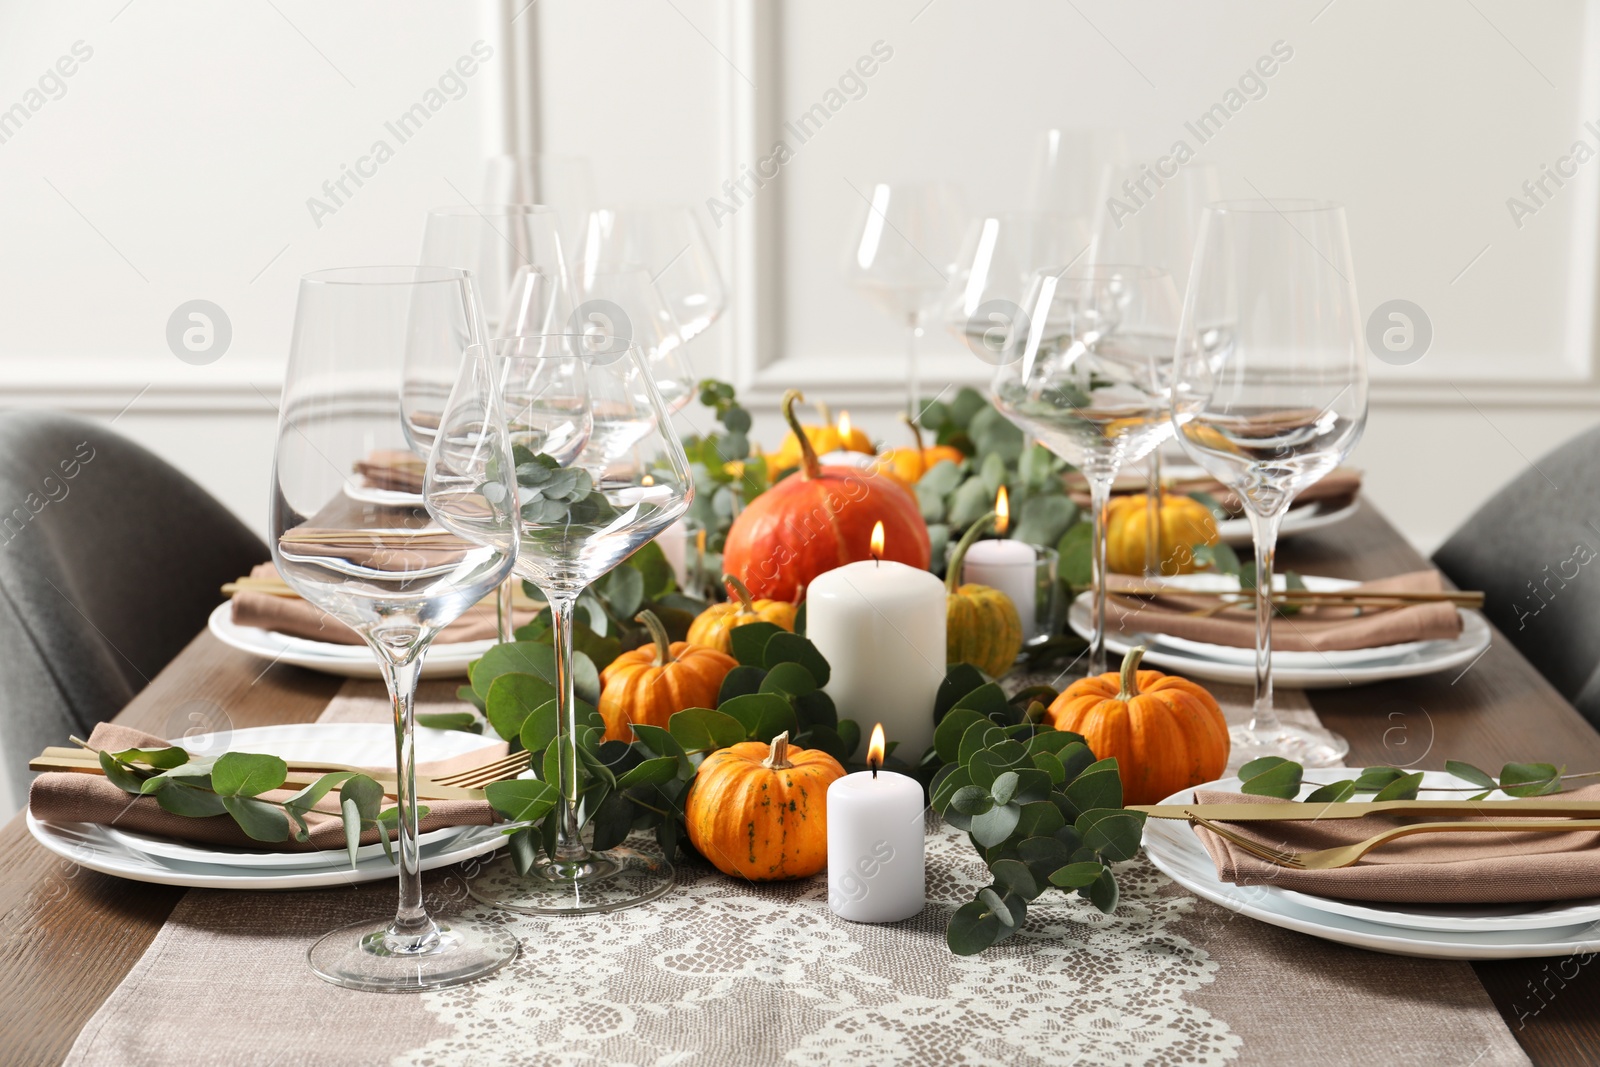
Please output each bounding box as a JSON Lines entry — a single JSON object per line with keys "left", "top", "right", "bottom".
{"left": 686, "top": 574, "right": 799, "bottom": 654}
{"left": 875, "top": 413, "right": 967, "bottom": 484}
{"left": 723, "top": 390, "right": 930, "bottom": 603}
{"left": 598, "top": 611, "right": 737, "bottom": 743}
{"left": 766, "top": 402, "right": 874, "bottom": 475}
{"left": 1046, "top": 646, "right": 1229, "bottom": 805}
{"left": 685, "top": 731, "right": 846, "bottom": 880}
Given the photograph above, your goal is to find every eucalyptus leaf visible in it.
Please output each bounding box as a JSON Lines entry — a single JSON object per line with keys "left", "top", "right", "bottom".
{"left": 950, "top": 785, "right": 995, "bottom": 817}
{"left": 1445, "top": 760, "right": 1498, "bottom": 790}
{"left": 1014, "top": 802, "right": 1066, "bottom": 841}
{"left": 1057, "top": 522, "right": 1093, "bottom": 587}
{"left": 719, "top": 665, "right": 767, "bottom": 704}
{"left": 1013, "top": 494, "right": 1079, "bottom": 549}
{"left": 221, "top": 795, "right": 290, "bottom": 843}
{"left": 1048, "top": 861, "right": 1104, "bottom": 888}
{"left": 760, "top": 661, "right": 819, "bottom": 698}
{"left": 415, "top": 711, "right": 482, "bottom": 734}
{"left": 763, "top": 632, "right": 831, "bottom": 686}
{"left": 970, "top": 801, "right": 1022, "bottom": 847}
{"left": 211, "top": 752, "right": 289, "bottom": 798}
{"left": 717, "top": 693, "right": 797, "bottom": 742}
{"left": 668, "top": 707, "right": 747, "bottom": 753}
{"left": 836, "top": 719, "right": 862, "bottom": 761}
{"left": 1303, "top": 779, "right": 1359, "bottom": 803}
{"left": 97, "top": 750, "right": 147, "bottom": 794}
{"left": 1238, "top": 756, "right": 1303, "bottom": 799}
{"left": 934, "top": 708, "right": 987, "bottom": 765}
{"left": 485, "top": 672, "right": 558, "bottom": 746}
{"left": 154, "top": 782, "right": 228, "bottom": 818}
{"left": 1087, "top": 867, "right": 1120, "bottom": 913}
{"left": 1372, "top": 771, "right": 1424, "bottom": 801}
{"left": 1061, "top": 757, "right": 1123, "bottom": 816}
{"left": 518, "top": 699, "right": 561, "bottom": 756}
{"left": 935, "top": 665, "right": 987, "bottom": 722}
{"left": 730, "top": 621, "right": 784, "bottom": 667}
{"left": 1076, "top": 808, "right": 1146, "bottom": 862}
{"left": 989, "top": 857, "right": 1040, "bottom": 899}
{"left": 1500, "top": 762, "right": 1563, "bottom": 797}
{"left": 485, "top": 778, "right": 561, "bottom": 823}
{"left": 947, "top": 898, "right": 1006, "bottom": 955}
{"left": 109, "top": 745, "right": 190, "bottom": 770}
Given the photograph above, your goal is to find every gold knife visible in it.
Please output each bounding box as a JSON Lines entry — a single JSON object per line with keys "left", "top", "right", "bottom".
{"left": 1129, "top": 799, "right": 1600, "bottom": 821}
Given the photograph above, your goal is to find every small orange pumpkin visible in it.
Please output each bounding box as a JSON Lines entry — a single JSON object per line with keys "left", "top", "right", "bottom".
{"left": 685, "top": 574, "right": 798, "bottom": 655}
{"left": 685, "top": 731, "right": 846, "bottom": 880}
{"left": 1046, "top": 646, "right": 1229, "bottom": 805}
{"left": 875, "top": 413, "right": 966, "bottom": 484}
{"left": 598, "top": 610, "right": 736, "bottom": 743}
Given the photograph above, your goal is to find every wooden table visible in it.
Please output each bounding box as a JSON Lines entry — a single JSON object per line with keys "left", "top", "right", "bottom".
{"left": 4, "top": 505, "right": 1600, "bottom": 1066}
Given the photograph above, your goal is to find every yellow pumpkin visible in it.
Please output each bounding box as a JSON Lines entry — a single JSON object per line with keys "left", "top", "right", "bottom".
{"left": 1046, "top": 646, "right": 1229, "bottom": 805}
{"left": 685, "top": 731, "right": 846, "bottom": 880}
{"left": 1105, "top": 493, "right": 1219, "bottom": 576}
{"left": 767, "top": 404, "right": 874, "bottom": 474}
{"left": 686, "top": 574, "right": 798, "bottom": 654}
{"left": 598, "top": 611, "right": 737, "bottom": 743}
{"left": 943, "top": 511, "right": 1025, "bottom": 677}
{"left": 875, "top": 414, "right": 967, "bottom": 484}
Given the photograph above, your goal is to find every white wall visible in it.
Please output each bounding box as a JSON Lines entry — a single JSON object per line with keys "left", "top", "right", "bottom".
{"left": 4, "top": 0, "right": 1599, "bottom": 554}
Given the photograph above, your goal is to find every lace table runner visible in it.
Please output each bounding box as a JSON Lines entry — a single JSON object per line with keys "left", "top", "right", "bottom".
{"left": 64, "top": 681, "right": 1528, "bottom": 1067}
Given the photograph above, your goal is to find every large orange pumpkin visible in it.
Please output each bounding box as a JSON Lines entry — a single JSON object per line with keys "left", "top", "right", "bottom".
{"left": 598, "top": 611, "right": 736, "bottom": 743}
{"left": 685, "top": 731, "right": 846, "bottom": 880}
{"left": 723, "top": 389, "right": 930, "bottom": 602}
{"left": 1046, "top": 646, "right": 1229, "bottom": 804}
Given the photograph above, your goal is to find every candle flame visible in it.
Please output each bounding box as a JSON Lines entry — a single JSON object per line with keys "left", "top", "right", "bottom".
{"left": 870, "top": 520, "right": 885, "bottom": 559}
{"left": 838, "top": 410, "right": 853, "bottom": 440}
{"left": 641, "top": 474, "right": 655, "bottom": 486}
{"left": 867, "top": 722, "right": 885, "bottom": 772}
{"left": 995, "top": 485, "right": 1010, "bottom": 535}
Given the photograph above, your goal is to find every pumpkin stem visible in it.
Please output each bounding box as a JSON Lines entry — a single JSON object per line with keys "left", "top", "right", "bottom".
{"left": 781, "top": 389, "right": 822, "bottom": 480}
{"left": 814, "top": 399, "right": 832, "bottom": 426}
{"left": 901, "top": 411, "right": 925, "bottom": 453}
{"left": 722, "top": 573, "right": 757, "bottom": 614}
{"left": 1115, "top": 645, "right": 1147, "bottom": 700}
{"left": 635, "top": 609, "right": 675, "bottom": 666}
{"left": 944, "top": 511, "right": 998, "bottom": 594}
{"left": 762, "top": 731, "right": 794, "bottom": 770}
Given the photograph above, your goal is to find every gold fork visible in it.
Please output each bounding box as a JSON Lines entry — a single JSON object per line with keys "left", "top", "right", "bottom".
{"left": 1189, "top": 813, "right": 1600, "bottom": 870}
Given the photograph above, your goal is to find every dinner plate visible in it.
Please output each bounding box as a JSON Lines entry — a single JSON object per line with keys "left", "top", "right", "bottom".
{"left": 207, "top": 602, "right": 493, "bottom": 678}
{"left": 27, "top": 723, "right": 507, "bottom": 884}
{"left": 1143, "top": 769, "right": 1600, "bottom": 958}
{"left": 1069, "top": 574, "right": 1492, "bottom": 688}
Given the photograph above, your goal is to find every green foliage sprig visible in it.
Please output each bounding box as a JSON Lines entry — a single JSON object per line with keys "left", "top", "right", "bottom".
{"left": 89, "top": 743, "right": 408, "bottom": 865}
{"left": 927, "top": 665, "right": 1147, "bottom": 955}
{"left": 680, "top": 379, "right": 767, "bottom": 589}
{"left": 1237, "top": 755, "right": 1579, "bottom": 803}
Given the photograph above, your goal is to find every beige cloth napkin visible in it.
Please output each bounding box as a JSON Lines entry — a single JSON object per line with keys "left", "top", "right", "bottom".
{"left": 28, "top": 722, "right": 502, "bottom": 851}
{"left": 1106, "top": 569, "right": 1463, "bottom": 652}
{"left": 231, "top": 563, "right": 533, "bottom": 644}
{"left": 353, "top": 448, "right": 424, "bottom": 493}
{"left": 1190, "top": 786, "right": 1600, "bottom": 903}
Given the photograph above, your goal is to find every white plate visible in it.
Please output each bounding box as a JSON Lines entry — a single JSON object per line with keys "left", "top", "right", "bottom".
{"left": 1218, "top": 497, "right": 1361, "bottom": 546}
{"left": 30, "top": 723, "right": 506, "bottom": 882}
{"left": 1071, "top": 574, "right": 1493, "bottom": 688}
{"left": 207, "top": 602, "right": 493, "bottom": 679}
{"left": 1143, "top": 769, "right": 1600, "bottom": 957}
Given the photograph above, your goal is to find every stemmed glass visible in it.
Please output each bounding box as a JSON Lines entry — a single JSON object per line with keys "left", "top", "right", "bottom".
{"left": 466, "top": 333, "right": 693, "bottom": 914}
{"left": 272, "top": 266, "right": 520, "bottom": 991}
{"left": 581, "top": 207, "right": 726, "bottom": 343}
{"left": 943, "top": 211, "right": 1085, "bottom": 365}
{"left": 572, "top": 260, "right": 697, "bottom": 413}
{"left": 995, "top": 264, "right": 1182, "bottom": 676}
{"left": 1172, "top": 200, "right": 1367, "bottom": 766}
{"left": 1090, "top": 162, "right": 1222, "bottom": 575}
{"left": 844, "top": 182, "right": 966, "bottom": 418}
{"left": 481, "top": 153, "right": 596, "bottom": 254}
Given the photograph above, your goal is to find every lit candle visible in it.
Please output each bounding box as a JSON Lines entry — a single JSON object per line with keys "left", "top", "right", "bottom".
{"left": 959, "top": 486, "right": 1038, "bottom": 640}
{"left": 805, "top": 522, "right": 946, "bottom": 757}
{"left": 816, "top": 449, "right": 878, "bottom": 470}
{"left": 827, "top": 723, "right": 925, "bottom": 923}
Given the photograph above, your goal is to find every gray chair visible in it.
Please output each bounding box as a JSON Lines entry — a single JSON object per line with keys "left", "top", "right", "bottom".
{"left": 0, "top": 410, "right": 265, "bottom": 812}
{"left": 1432, "top": 422, "right": 1600, "bottom": 726}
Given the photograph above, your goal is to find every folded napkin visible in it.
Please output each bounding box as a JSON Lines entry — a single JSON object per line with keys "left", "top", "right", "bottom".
{"left": 353, "top": 448, "right": 424, "bottom": 493}
{"left": 1106, "top": 569, "right": 1463, "bottom": 652}
{"left": 1191, "top": 786, "right": 1600, "bottom": 903}
{"left": 232, "top": 563, "right": 534, "bottom": 645}
{"left": 28, "top": 723, "right": 502, "bottom": 852}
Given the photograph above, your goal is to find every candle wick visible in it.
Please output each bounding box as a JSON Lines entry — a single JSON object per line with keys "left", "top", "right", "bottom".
{"left": 870, "top": 759, "right": 878, "bottom": 779}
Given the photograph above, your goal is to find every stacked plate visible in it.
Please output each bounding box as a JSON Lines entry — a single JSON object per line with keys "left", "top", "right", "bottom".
{"left": 1143, "top": 768, "right": 1600, "bottom": 959}
{"left": 207, "top": 602, "right": 493, "bottom": 679}
{"left": 1068, "top": 574, "right": 1493, "bottom": 688}
{"left": 27, "top": 723, "right": 510, "bottom": 889}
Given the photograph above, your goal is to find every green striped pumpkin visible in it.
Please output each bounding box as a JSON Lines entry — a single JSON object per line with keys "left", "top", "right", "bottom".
{"left": 945, "top": 512, "right": 1025, "bottom": 678}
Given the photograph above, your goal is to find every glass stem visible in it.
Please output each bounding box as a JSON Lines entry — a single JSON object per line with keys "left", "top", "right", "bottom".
{"left": 495, "top": 577, "right": 516, "bottom": 644}
{"left": 1144, "top": 451, "right": 1163, "bottom": 578}
{"left": 550, "top": 596, "right": 588, "bottom": 863}
{"left": 374, "top": 650, "right": 438, "bottom": 947}
{"left": 906, "top": 315, "right": 922, "bottom": 422}
{"left": 1088, "top": 476, "right": 1113, "bottom": 676}
{"left": 1245, "top": 507, "right": 1286, "bottom": 738}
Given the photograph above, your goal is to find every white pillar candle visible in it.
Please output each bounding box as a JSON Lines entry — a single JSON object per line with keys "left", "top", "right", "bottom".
{"left": 827, "top": 729, "right": 925, "bottom": 923}
{"left": 806, "top": 557, "right": 946, "bottom": 759}
{"left": 961, "top": 539, "right": 1038, "bottom": 641}
{"left": 654, "top": 518, "right": 688, "bottom": 586}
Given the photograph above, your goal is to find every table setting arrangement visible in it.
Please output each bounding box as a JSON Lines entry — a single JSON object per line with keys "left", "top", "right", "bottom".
{"left": 17, "top": 149, "right": 1590, "bottom": 1067}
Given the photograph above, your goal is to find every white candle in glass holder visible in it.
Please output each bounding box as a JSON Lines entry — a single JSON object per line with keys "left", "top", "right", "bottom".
{"left": 827, "top": 724, "right": 926, "bottom": 923}
{"left": 959, "top": 487, "right": 1038, "bottom": 640}
{"left": 655, "top": 518, "right": 688, "bottom": 585}
{"left": 805, "top": 523, "right": 945, "bottom": 758}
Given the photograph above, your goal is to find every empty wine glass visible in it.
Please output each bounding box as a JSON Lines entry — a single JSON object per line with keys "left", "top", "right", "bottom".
{"left": 943, "top": 211, "right": 1086, "bottom": 365}
{"left": 274, "top": 266, "right": 520, "bottom": 991}
{"left": 481, "top": 153, "right": 596, "bottom": 254}
{"left": 581, "top": 207, "right": 726, "bottom": 343}
{"left": 1090, "top": 162, "right": 1222, "bottom": 575}
{"left": 1024, "top": 128, "right": 1129, "bottom": 230}
{"left": 572, "top": 260, "right": 696, "bottom": 414}
{"left": 843, "top": 181, "right": 966, "bottom": 418}
{"left": 466, "top": 333, "right": 693, "bottom": 914}
{"left": 995, "top": 264, "right": 1182, "bottom": 676}
{"left": 1173, "top": 200, "right": 1367, "bottom": 766}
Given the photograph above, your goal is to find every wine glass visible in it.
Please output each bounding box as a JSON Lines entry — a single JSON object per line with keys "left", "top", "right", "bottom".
{"left": 994, "top": 264, "right": 1182, "bottom": 676}
{"left": 1024, "top": 128, "right": 1129, "bottom": 229}
{"left": 466, "top": 333, "right": 693, "bottom": 914}
{"left": 1090, "top": 162, "right": 1222, "bottom": 575}
{"left": 843, "top": 181, "right": 966, "bottom": 418}
{"left": 1172, "top": 200, "right": 1367, "bottom": 766}
{"left": 273, "top": 266, "right": 520, "bottom": 991}
{"left": 581, "top": 207, "right": 726, "bottom": 342}
{"left": 481, "top": 153, "right": 596, "bottom": 254}
{"left": 943, "top": 211, "right": 1086, "bottom": 366}
{"left": 572, "top": 260, "right": 697, "bottom": 414}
